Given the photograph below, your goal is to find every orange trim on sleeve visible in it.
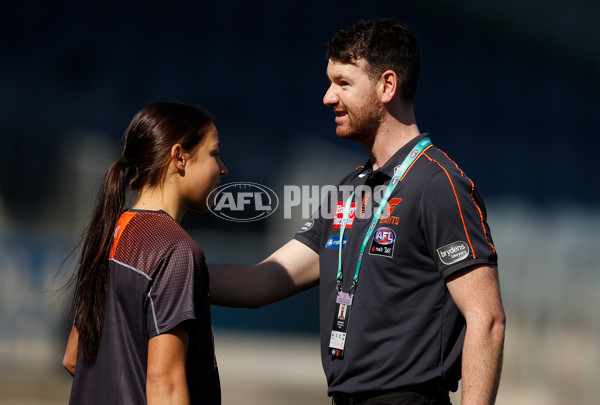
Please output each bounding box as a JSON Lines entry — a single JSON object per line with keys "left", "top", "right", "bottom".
{"left": 466, "top": 175, "right": 496, "bottom": 255}
{"left": 437, "top": 149, "right": 496, "bottom": 255}
{"left": 109, "top": 211, "right": 137, "bottom": 259}
{"left": 423, "top": 152, "right": 476, "bottom": 258}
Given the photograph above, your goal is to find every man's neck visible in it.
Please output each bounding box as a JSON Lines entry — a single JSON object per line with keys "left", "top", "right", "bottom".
{"left": 366, "top": 122, "right": 421, "bottom": 170}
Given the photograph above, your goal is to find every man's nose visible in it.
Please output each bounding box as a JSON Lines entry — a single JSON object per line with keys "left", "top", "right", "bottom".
{"left": 323, "top": 85, "right": 338, "bottom": 107}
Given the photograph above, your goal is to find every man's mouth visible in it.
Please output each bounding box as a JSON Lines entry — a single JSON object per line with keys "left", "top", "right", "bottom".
{"left": 334, "top": 110, "right": 347, "bottom": 123}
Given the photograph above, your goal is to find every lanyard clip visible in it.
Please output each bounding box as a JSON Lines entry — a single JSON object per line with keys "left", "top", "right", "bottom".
{"left": 349, "top": 280, "right": 358, "bottom": 294}
{"left": 336, "top": 279, "right": 343, "bottom": 293}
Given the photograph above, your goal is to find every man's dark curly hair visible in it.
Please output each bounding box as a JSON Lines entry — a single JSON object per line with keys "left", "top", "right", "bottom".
{"left": 326, "top": 18, "right": 421, "bottom": 104}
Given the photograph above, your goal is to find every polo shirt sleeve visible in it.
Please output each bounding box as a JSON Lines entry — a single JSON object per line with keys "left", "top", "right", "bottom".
{"left": 420, "top": 170, "right": 498, "bottom": 280}
{"left": 146, "top": 240, "right": 203, "bottom": 339}
{"left": 293, "top": 185, "right": 335, "bottom": 252}
{"left": 293, "top": 214, "right": 324, "bottom": 253}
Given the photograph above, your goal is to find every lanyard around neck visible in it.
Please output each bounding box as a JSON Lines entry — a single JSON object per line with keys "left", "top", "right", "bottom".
{"left": 336, "top": 137, "right": 432, "bottom": 293}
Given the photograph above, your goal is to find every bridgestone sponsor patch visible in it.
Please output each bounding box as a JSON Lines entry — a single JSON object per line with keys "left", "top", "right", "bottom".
{"left": 436, "top": 241, "right": 469, "bottom": 265}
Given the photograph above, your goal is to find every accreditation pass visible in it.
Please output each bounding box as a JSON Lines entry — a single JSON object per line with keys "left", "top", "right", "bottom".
{"left": 329, "top": 291, "right": 353, "bottom": 359}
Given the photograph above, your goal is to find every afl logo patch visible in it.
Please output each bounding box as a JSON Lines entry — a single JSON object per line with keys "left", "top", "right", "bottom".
{"left": 374, "top": 227, "right": 395, "bottom": 244}
{"left": 369, "top": 227, "right": 396, "bottom": 257}
{"left": 410, "top": 149, "right": 419, "bottom": 158}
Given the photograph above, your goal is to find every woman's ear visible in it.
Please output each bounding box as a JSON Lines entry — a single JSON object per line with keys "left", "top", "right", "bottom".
{"left": 171, "top": 144, "right": 187, "bottom": 173}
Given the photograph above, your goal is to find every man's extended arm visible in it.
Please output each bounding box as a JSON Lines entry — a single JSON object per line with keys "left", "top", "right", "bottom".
{"left": 446, "top": 265, "right": 506, "bottom": 405}
{"left": 209, "top": 239, "right": 320, "bottom": 308}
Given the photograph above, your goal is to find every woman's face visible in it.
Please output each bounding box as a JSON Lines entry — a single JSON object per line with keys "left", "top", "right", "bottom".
{"left": 181, "top": 124, "right": 228, "bottom": 212}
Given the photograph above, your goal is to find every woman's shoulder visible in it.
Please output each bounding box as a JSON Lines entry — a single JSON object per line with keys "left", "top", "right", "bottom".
{"left": 124, "top": 210, "right": 200, "bottom": 251}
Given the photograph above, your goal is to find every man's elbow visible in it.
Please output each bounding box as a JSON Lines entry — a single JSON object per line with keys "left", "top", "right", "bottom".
{"left": 468, "top": 309, "right": 506, "bottom": 342}
{"left": 489, "top": 310, "right": 506, "bottom": 345}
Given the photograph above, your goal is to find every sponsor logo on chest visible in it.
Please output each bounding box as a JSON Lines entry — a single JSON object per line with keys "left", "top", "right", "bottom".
{"left": 369, "top": 227, "right": 396, "bottom": 257}
{"left": 325, "top": 236, "right": 348, "bottom": 248}
{"left": 332, "top": 201, "right": 356, "bottom": 229}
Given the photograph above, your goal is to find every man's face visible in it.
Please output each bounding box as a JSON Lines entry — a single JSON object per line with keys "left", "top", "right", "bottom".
{"left": 323, "top": 58, "right": 384, "bottom": 142}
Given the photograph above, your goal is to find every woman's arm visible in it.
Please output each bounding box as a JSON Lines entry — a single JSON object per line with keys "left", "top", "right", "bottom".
{"left": 147, "top": 325, "right": 190, "bottom": 405}
{"left": 63, "top": 326, "right": 79, "bottom": 376}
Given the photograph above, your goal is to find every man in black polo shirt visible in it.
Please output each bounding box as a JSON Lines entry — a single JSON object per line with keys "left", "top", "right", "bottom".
{"left": 210, "top": 18, "right": 505, "bottom": 405}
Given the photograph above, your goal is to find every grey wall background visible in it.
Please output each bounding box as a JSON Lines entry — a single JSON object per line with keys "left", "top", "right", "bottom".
{"left": 1, "top": 1, "right": 599, "bottom": 404}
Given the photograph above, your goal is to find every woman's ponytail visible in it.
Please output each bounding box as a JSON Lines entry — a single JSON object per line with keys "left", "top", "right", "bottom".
{"left": 70, "top": 157, "right": 129, "bottom": 363}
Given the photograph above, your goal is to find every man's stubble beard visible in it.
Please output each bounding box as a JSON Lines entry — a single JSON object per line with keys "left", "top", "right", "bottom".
{"left": 336, "top": 100, "right": 385, "bottom": 146}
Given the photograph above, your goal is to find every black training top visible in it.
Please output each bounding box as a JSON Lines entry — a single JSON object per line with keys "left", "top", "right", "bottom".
{"left": 294, "top": 134, "right": 497, "bottom": 395}
{"left": 69, "top": 210, "right": 220, "bottom": 405}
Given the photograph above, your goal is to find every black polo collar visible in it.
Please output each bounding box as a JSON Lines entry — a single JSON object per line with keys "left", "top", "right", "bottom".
{"left": 358, "top": 133, "right": 430, "bottom": 183}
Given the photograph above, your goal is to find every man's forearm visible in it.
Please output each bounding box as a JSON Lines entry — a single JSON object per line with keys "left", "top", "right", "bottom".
{"left": 209, "top": 239, "right": 320, "bottom": 308}
{"left": 209, "top": 261, "right": 318, "bottom": 309}
{"left": 460, "top": 318, "right": 505, "bottom": 405}
{"left": 209, "top": 262, "right": 287, "bottom": 308}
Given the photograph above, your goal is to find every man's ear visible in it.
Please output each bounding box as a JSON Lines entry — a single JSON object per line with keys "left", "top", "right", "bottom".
{"left": 379, "top": 70, "right": 398, "bottom": 103}
{"left": 171, "top": 144, "right": 186, "bottom": 173}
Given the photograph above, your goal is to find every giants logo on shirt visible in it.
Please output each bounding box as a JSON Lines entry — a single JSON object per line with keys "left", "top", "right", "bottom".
{"left": 332, "top": 201, "right": 356, "bottom": 229}
{"left": 379, "top": 198, "right": 402, "bottom": 225}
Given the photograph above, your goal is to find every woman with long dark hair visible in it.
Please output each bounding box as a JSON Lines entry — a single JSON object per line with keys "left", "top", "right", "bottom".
{"left": 63, "top": 102, "right": 227, "bottom": 404}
